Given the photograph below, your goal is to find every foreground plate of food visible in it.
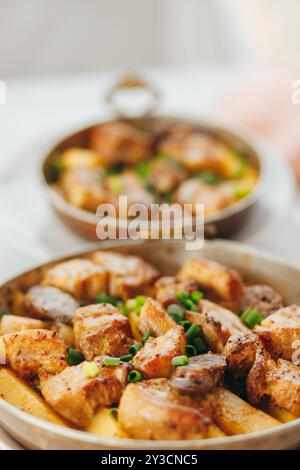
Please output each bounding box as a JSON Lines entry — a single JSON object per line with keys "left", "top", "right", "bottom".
{"left": 0, "top": 239, "right": 300, "bottom": 450}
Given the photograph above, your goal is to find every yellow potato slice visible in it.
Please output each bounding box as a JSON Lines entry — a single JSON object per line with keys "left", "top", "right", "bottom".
{"left": 262, "top": 403, "right": 297, "bottom": 423}
{"left": 0, "top": 367, "right": 68, "bottom": 427}
{"left": 61, "top": 148, "right": 103, "bottom": 169}
{"left": 128, "top": 311, "right": 142, "bottom": 342}
{"left": 87, "top": 408, "right": 129, "bottom": 438}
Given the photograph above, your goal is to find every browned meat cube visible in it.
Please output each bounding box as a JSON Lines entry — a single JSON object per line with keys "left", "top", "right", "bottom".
{"left": 21, "top": 286, "right": 79, "bottom": 325}
{"left": 73, "top": 304, "right": 133, "bottom": 360}
{"left": 90, "top": 122, "right": 151, "bottom": 166}
{"left": 256, "top": 305, "right": 300, "bottom": 360}
{"left": 177, "top": 258, "right": 244, "bottom": 308}
{"left": 154, "top": 276, "right": 198, "bottom": 308}
{"left": 60, "top": 168, "right": 108, "bottom": 212}
{"left": 224, "top": 333, "right": 259, "bottom": 380}
{"left": 133, "top": 325, "right": 186, "bottom": 378}
{"left": 185, "top": 300, "right": 248, "bottom": 353}
{"left": 148, "top": 157, "right": 187, "bottom": 194}
{"left": 41, "top": 358, "right": 130, "bottom": 427}
{"left": 0, "top": 315, "right": 47, "bottom": 335}
{"left": 171, "top": 353, "right": 226, "bottom": 396}
{"left": 118, "top": 378, "right": 212, "bottom": 440}
{"left": 174, "top": 179, "right": 234, "bottom": 216}
{"left": 0, "top": 329, "right": 67, "bottom": 381}
{"left": 92, "top": 251, "right": 158, "bottom": 300}
{"left": 43, "top": 259, "right": 108, "bottom": 302}
{"left": 240, "top": 284, "right": 283, "bottom": 318}
{"left": 137, "top": 298, "right": 176, "bottom": 337}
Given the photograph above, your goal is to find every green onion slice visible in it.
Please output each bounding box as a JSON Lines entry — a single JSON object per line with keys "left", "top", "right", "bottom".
{"left": 67, "top": 348, "right": 85, "bottom": 366}
{"left": 167, "top": 304, "right": 185, "bottom": 323}
{"left": 240, "top": 308, "right": 264, "bottom": 328}
{"left": 128, "top": 370, "right": 143, "bottom": 382}
{"left": 172, "top": 355, "right": 189, "bottom": 367}
{"left": 103, "top": 356, "right": 121, "bottom": 367}
{"left": 186, "top": 324, "right": 201, "bottom": 341}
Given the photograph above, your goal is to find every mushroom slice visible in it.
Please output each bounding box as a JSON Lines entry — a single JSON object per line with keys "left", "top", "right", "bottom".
{"left": 73, "top": 304, "right": 133, "bottom": 360}
{"left": 21, "top": 285, "right": 79, "bottom": 325}
{"left": 91, "top": 250, "right": 158, "bottom": 300}
{"left": 255, "top": 305, "right": 300, "bottom": 360}
{"left": 186, "top": 300, "right": 248, "bottom": 353}
{"left": 41, "top": 358, "right": 130, "bottom": 428}
{"left": 0, "top": 329, "right": 67, "bottom": 382}
{"left": 43, "top": 259, "right": 108, "bottom": 302}
{"left": 133, "top": 325, "right": 186, "bottom": 378}
{"left": 137, "top": 298, "right": 176, "bottom": 337}
{"left": 171, "top": 353, "right": 226, "bottom": 396}
{"left": 118, "top": 378, "right": 212, "bottom": 440}
{"left": 177, "top": 258, "right": 244, "bottom": 309}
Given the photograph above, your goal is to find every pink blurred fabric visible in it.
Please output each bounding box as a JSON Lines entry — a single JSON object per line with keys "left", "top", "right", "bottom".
{"left": 213, "top": 69, "right": 300, "bottom": 185}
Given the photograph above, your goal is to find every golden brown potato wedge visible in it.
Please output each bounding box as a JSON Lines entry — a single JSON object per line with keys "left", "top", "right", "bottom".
{"left": 87, "top": 408, "right": 129, "bottom": 438}
{"left": 0, "top": 367, "right": 68, "bottom": 427}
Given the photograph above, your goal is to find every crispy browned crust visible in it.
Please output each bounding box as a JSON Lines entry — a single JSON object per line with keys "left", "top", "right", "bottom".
{"left": 240, "top": 285, "right": 283, "bottom": 318}
{"left": 137, "top": 298, "right": 176, "bottom": 337}
{"left": 154, "top": 276, "right": 198, "bottom": 308}
{"left": 133, "top": 325, "right": 186, "bottom": 378}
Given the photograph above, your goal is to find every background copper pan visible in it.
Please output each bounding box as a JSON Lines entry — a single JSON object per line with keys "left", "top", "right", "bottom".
{"left": 41, "top": 76, "right": 262, "bottom": 241}
{"left": 0, "top": 239, "right": 300, "bottom": 450}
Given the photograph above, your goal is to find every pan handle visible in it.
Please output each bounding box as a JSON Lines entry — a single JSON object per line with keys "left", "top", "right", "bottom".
{"left": 105, "top": 74, "right": 160, "bottom": 118}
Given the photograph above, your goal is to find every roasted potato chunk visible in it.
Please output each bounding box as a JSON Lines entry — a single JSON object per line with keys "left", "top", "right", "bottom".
{"left": 92, "top": 250, "right": 158, "bottom": 300}
{"left": 137, "top": 298, "right": 176, "bottom": 337}
{"left": 118, "top": 379, "right": 212, "bottom": 440}
{"left": 41, "top": 358, "right": 130, "bottom": 427}
{"left": 74, "top": 304, "right": 133, "bottom": 360}
{"left": 60, "top": 148, "right": 103, "bottom": 169}
{"left": 43, "top": 259, "right": 108, "bottom": 302}
{"left": 177, "top": 258, "right": 244, "bottom": 308}
{"left": 186, "top": 300, "right": 248, "bottom": 353}
{"left": 133, "top": 326, "right": 186, "bottom": 378}
{"left": 20, "top": 285, "right": 79, "bottom": 325}
{"left": 0, "top": 329, "right": 67, "bottom": 381}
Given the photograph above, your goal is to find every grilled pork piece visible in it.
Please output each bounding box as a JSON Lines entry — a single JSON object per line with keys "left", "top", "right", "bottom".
{"left": 185, "top": 300, "right": 248, "bottom": 353}
{"left": 133, "top": 326, "right": 186, "bottom": 378}
{"left": 20, "top": 286, "right": 79, "bottom": 325}
{"left": 90, "top": 122, "right": 151, "bottom": 166}
{"left": 0, "top": 315, "right": 47, "bottom": 335}
{"left": 177, "top": 258, "right": 244, "bottom": 309}
{"left": 174, "top": 179, "right": 234, "bottom": 217}
{"left": 148, "top": 157, "right": 187, "bottom": 194}
{"left": 240, "top": 285, "right": 283, "bottom": 318}
{"left": 118, "top": 378, "right": 212, "bottom": 440}
{"left": 60, "top": 168, "right": 108, "bottom": 212}
{"left": 225, "top": 333, "right": 300, "bottom": 416}
{"left": 0, "top": 329, "right": 67, "bottom": 381}
{"left": 43, "top": 259, "right": 108, "bottom": 302}
{"left": 91, "top": 251, "right": 158, "bottom": 300}
{"left": 154, "top": 277, "right": 198, "bottom": 308}
{"left": 41, "top": 358, "right": 130, "bottom": 427}
{"left": 136, "top": 298, "right": 176, "bottom": 337}
{"left": 73, "top": 304, "right": 133, "bottom": 360}
{"left": 171, "top": 353, "right": 226, "bottom": 396}
{"left": 255, "top": 305, "right": 300, "bottom": 360}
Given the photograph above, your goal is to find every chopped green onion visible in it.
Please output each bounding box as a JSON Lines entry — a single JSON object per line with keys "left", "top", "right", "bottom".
{"left": 136, "top": 161, "right": 150, "bottom": 178}
{"left": 164, "top": 192, "right": 173, "bottom": 203}
{"left": 67, "top": 348, "right": 85, "bottom": 366}
{"left": 234, "top": 185, "right": 250, "bottom": 200}
{"left": 128, "top": 370, "right": 143, "bottom": 382}
{"left": 103, "top": 356, "right": 121, "bottom": 367}
{"left": 235, "top": 160, "right": 249, "bottom": 178}
{"left": 186, "top": 324, "right": 201, "bottom": 341}
{"left": 109, "top": 407, "right": 118, "bottom": 420}
{"left": 192, "top": 336, "right": 207, "bottom": 354}
{"left": 180, "top": 320, "right": 192, "bottom": 332}
{"left": 172, "top": 355, "right": 189, "bottom": 367}
{"left": 198, "top": 171, "right": 220, "bottom": 185}
{"left": 116, "top": 301, "right": 129, "bottom": 316}
{"left": 186, "top": 344, "right": 197, "bottom": 357}
{"left": 183, "top": 298, "right": 198, "bottom": 312}
{"left": 120, "top": 354, "right": 133, "bottom": 362}
{"left": 109, "top": 176, "right": 123, "bottom": 194}
{"left": 190, "top": 290, "right": 204, "bottom": 303}
{"left": 167, "top": 304, "right": 185, "bottom": 323}
{"left": 79, "top": 300, "right": 87, "bottom": 307}
{"left": 240, "top": 308, "right": 264, "bottom": 329}
{"left": 126, "top": 298, "right": 137, "bottom": 310}
{"left": 176, "top": 291, "right": 189, "bottom": 303}
{"left": 83, "top": 362, "right": 100, "bottom": 378}
{"left": 49, "top": 160, "right": 65, "bottom": 181}
{"left": 135, "top": 295, "right": 147, "bottom": 306}
{"left": 129, "top": 342, "right": 143, "bottom": 356}
{"left": 94, "top": 292, "right": 118, "bottom": 306}
{"left": 142, "top": 331, "right": 153, "bottom": 344}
